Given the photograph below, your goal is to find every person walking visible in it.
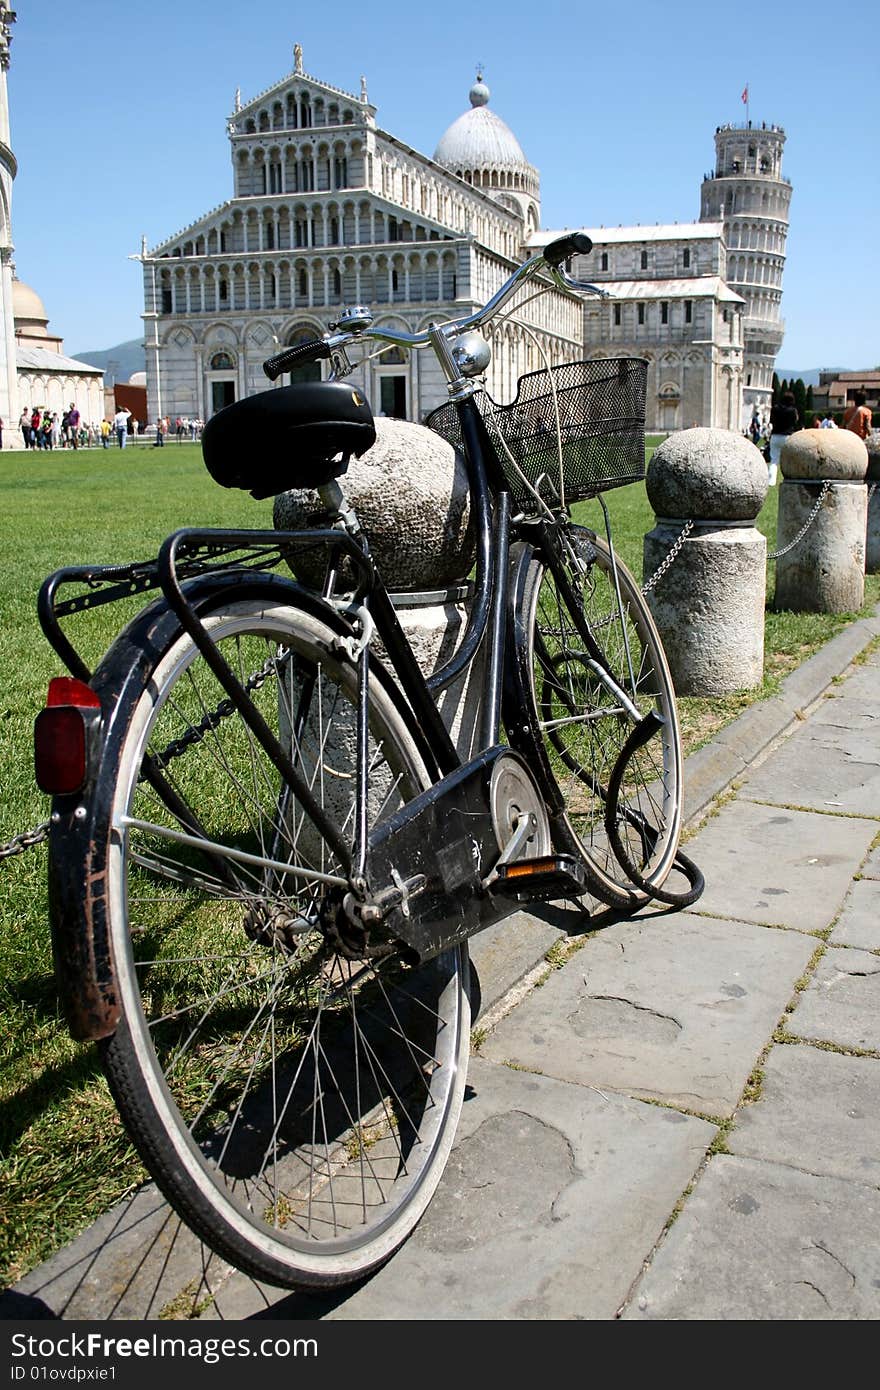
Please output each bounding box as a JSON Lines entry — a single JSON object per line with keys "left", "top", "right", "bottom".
{"left": 67, "top": 403, "right": 81, "bottom": 451}
{"left": 31, "top": 407, "right": 43, "bottom": 449}
{"left": 100, "top": 418, "right": 111, "bottom": 448}
{"left": 19, "top": 407, "right": 31, "bottom": 450}
{"left": 113, "top": 405, "right": 131, "bottom": 448}
{"left": 153, "top": 415, "right": 166, "bottom": 447}
{"left": 843, "top": 390, "right": 872, "bottom": 441}
{"left": 768, "top": 390, "right": 800, "bottom": 486}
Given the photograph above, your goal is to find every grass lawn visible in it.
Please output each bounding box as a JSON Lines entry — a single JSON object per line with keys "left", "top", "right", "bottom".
{"left": 1, "top": 440, "right": 877, "bottom": 1286}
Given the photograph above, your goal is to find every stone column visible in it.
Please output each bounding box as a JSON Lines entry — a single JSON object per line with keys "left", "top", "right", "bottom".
{"left": 774, "top": 428, "right": 868, "bottom": 612}
{"left": 273, "top": 417, "right": 481, "bottom": 756}
{"left": 866, "top": 437, "right": 880, "bottom": 574}
{"left": 643, "top": 427, "right": 769, "bottom": 695}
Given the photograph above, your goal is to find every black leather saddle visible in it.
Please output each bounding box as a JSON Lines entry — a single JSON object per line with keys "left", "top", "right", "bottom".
{"left": 202, "top": 382, "right": 376, "bottom": 499}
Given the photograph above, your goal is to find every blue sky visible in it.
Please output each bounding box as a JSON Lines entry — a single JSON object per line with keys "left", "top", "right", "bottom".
{"left": 9, "top": 0, "right": 877, "bottom": 371}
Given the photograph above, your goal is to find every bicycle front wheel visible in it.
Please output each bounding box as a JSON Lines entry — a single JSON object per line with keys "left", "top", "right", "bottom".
{"left": 94, "top": 593, "right": 469, "bottom": 1289}
{"left": 514, "top": 527, "right": 683, "bottom": 907}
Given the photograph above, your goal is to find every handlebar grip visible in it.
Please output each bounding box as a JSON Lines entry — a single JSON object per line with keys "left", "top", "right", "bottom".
{"left": 262, "top": 339, "right": 331, "bottom": 382}
{"left": 544, "top": 232, "right": 593, "bottom": 268}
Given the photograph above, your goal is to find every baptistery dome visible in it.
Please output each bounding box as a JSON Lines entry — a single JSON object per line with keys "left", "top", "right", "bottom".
{"left": 12, "top": 279, "right": 50, "bottom": 336}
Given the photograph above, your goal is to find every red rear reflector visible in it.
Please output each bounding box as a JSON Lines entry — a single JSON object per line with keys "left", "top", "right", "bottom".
{"left": 34, "top": 707, "right": 90, "bottom": 795}
{"left": 46, "top": 676, "right": 100, "bottom": 709}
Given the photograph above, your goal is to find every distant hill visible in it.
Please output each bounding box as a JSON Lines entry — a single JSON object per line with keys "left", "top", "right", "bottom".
{"left": 70, "top": 338, "right": 146, "bottom": 384}
{"left": 776, "top": 367, "right": 851, "bottom": 387}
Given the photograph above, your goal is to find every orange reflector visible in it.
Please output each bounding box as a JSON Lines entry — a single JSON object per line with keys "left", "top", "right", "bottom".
{"left": 504, "top": 857, "right": 558, "bottom": 878}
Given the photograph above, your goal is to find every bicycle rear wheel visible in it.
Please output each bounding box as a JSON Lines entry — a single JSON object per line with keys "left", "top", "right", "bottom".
{"left": 514, "top": 526, "right": 683, "bottom": 907}
{"left": 93, "top": 592, "right": 469, "bottom": 1289}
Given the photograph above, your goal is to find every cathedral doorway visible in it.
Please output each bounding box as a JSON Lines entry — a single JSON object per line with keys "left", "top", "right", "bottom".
{"left": 379, "top": 373, "right": 407, "bottom": 419}
{"left": 210, "top": 379, "right": 236, "bottom": 414}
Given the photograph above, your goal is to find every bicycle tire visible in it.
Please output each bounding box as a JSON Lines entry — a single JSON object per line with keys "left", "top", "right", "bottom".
{"left": 512, "top": 526, "right": 683, "bottom": 908}
{"left": 92, "top": 592, "right": 469, "bottom": 1290}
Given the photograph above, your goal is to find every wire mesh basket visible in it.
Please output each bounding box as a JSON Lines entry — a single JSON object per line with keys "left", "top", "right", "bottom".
{"left": 427, "top": 357, "right": 647, "bottom": 513}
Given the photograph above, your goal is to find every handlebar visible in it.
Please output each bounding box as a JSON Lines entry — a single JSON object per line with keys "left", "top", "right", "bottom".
{"left": 262, "top": 231, "right": 607, "bottom": 382}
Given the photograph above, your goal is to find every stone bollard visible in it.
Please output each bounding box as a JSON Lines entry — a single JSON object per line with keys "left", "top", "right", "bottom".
{"left": 866, "top": 437, "right": 880, "bottom": 574}
{"left": 774, "top": 428, "right": 868, "bottom": 612}
{"left": 643, "top": 428, "right": 769, "bottom": 695}
{"left": 273, "top": 416, "right": 483, "bottom": 759}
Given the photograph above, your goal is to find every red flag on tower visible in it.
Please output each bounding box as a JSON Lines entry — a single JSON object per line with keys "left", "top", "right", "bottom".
{"left": 741, "top": 84, "right": 749, "bottom": 104}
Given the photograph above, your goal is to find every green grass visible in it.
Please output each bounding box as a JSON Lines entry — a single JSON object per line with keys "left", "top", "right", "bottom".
{"left": 0, "top": 442, "right": 878, "bottom": 1286}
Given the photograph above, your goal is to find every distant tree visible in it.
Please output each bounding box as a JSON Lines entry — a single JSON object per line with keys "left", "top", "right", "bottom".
{"left": 772, "top": 372, "right": 780, "bottom": 403}
{"left": 806, "top": 384, "right": 814, "bottom": 413}
{"left": 792, "top": 378, "right": 807, "bottom": 422}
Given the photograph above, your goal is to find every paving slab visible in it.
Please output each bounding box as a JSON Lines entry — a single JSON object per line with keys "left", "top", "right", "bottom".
{"left": 830, "top": 878, "right": 880, "bottom": 950}
{"left": 622, "top": 1153, "right": 880, "bottom": 1320}
{"left": 785, "top": 944, "right": 880, "bottom": 1052}
{"left": 727, "top": 1043, "right": 880, "bottom": 1186}
{"left": 468, "top": 907, "right": 568, "bottom": 1014}
{"left": 682, "top": 800, "right": 875, "bottom": 930}
{"left": 480, "top": 913, "right": 815, "bottom": 1117}
{"left": 741, "top": 725, "right": 880, "bottom": 818}
{"left": 303, "top": 1056, "right": 715, "bottom": 1321}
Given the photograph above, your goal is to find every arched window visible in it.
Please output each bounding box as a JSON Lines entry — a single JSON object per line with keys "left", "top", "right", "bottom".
{"left": 210, "top": 351, "right": 234, "bottom": 370}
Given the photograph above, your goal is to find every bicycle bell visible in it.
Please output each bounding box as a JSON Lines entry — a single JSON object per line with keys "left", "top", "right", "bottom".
{"left": 452, "top": 331, "right": 491, "bottom": 378}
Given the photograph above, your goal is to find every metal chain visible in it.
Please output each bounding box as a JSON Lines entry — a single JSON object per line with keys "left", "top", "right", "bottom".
{"left": 642, "top": 519, "right": 694, "bottom": 595}
{"left": 0, "top": 821, "right": 50, "bottom": 862}
{"left": 767, "top": 479, "right": 832, "bottom": 560}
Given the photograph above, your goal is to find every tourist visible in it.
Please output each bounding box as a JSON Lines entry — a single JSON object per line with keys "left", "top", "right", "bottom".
{"left": 175, "top": 415, "right": 184, "bottom": 442}
{"left": 843, "top": 390, "right": 872, "bottom": 440}
{"left": 31, "top": 406, "right": 42, "bottom": 448}
{"left": 51, "top": 413, "right": 62, "bottom": 449}
{"left": 67, "top": 403, "right": 81, "bottom": 451}
{"left": 131, "top": 416, "right": 139, "bottom": 441}
{"left": 40, "top": 412, "right": 53, "bottom": 449}
{"left": 820, "top": 414, "right": 838, "bottom": 428}
{"left": 768, "top": 390, "right": 799, "bottom": 485}
{"left": 100, "top": 418, "right": 111, "bottom": 448}
{"left": 113, "top": 405, "right": 131, "bottom": 447}
{"left": 19, "top": 407, "right": 31, "bottom": 449}
{"left": 153, "top": 416, "right": 166, "bottom": 447}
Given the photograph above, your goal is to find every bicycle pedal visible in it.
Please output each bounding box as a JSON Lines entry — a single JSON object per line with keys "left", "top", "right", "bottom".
{"left": 490, "top": 853, "right": 587, "bottom": 900}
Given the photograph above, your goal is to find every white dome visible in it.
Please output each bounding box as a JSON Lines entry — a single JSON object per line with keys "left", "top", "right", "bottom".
{"left": 434, "top": 77, "right": 532, "bottom": 174}
{"left": 128, "top": 370, "right": 147, "bottom": 387}
{"left": 12, "top": 279, "right": 50, "bottom": 332}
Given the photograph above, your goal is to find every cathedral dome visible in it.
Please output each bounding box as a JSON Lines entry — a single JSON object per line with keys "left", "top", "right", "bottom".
{"left": 434, "top": 76, "right": 532, "bottom": 175}
{"left": 13, "top": 278, "right": 50, "bottom": 335}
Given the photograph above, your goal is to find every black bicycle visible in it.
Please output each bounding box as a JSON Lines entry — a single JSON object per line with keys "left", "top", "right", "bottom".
{"left": 35, "top": 233, "right": 702, "bottom": 1291}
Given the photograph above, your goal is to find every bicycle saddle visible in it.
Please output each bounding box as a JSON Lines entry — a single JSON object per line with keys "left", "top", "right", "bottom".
{"left": 202, "top": 381, "right": 376, "bottom": 498}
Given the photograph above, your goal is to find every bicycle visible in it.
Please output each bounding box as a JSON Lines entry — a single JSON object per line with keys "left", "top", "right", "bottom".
{"left": 34, "top": 233, "right": 702, "bottom": 1292}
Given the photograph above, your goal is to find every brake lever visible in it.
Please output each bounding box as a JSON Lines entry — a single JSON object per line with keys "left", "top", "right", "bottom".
{"left": 328, "top": 346, "right": 354, "bottom": 380}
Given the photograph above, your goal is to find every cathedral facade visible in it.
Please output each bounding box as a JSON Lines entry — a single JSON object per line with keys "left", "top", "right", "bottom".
{"left": 142, "top": 49, "right": 790, "bottom": 434}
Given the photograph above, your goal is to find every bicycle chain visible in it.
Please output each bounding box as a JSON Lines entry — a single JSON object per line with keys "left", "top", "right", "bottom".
{"left": 151, "top": 650, "right": 283, "bottom": 769}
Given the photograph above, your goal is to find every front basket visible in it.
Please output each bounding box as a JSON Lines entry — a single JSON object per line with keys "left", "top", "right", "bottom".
{"left": 428, "top": 357, "right": 647, "bottom": 512}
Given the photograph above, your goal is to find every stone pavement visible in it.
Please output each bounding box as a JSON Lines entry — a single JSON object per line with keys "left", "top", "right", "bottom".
{"left": 6, "top": 609, "right": 880, "bottom": 1322}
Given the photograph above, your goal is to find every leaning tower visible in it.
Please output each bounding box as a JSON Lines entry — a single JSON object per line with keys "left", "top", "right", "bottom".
{"left": 701, "top": 122, "right": 791, "bottom": 426}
